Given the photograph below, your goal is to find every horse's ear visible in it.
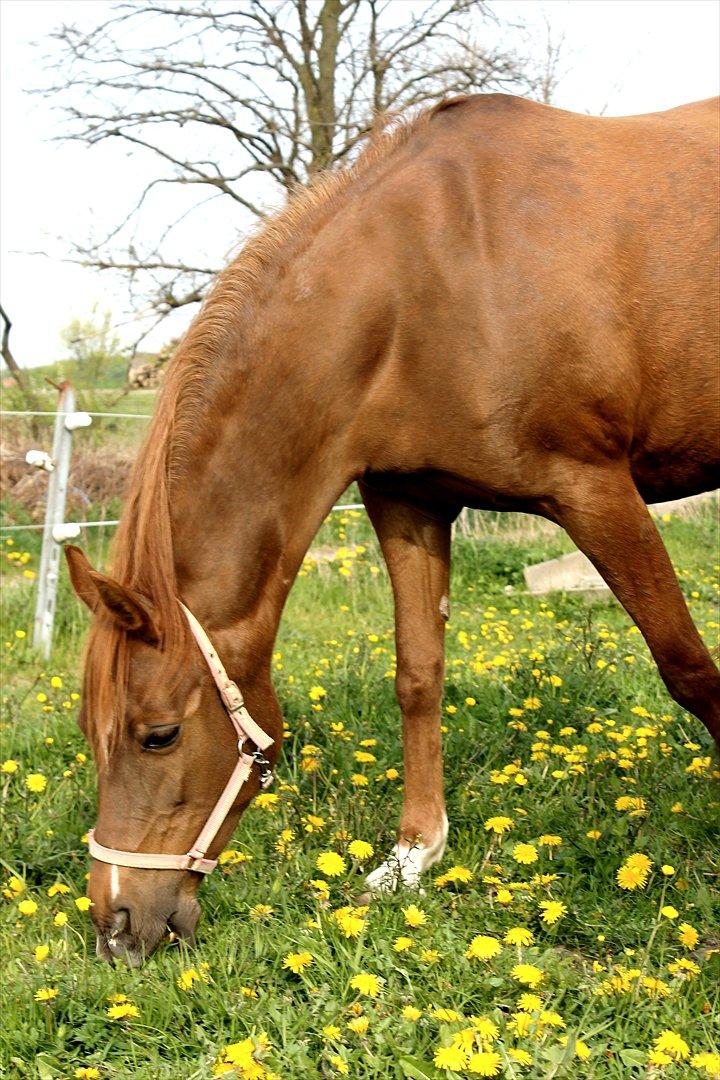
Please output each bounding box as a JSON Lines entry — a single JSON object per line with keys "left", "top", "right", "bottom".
{"left": 64, "top": 546, "right": 160, "bottom": 644}
{"left": 89, "top": 573, "right": 160, "bottom": 644}
{"left": 65, "top": 545, "right": 100, "bottom": 612}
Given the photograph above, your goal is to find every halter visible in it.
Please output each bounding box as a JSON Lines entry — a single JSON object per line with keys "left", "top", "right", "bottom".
{"left": 87, "top": 602, "right": 274, "bottom": 875}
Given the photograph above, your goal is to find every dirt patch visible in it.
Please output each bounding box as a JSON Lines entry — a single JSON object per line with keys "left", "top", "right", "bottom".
{"left": 1, "top": 439, "right": 135, "bottom": 522}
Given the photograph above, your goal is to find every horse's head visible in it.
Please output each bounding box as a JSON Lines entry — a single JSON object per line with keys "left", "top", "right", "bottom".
{"left": 65, "top": 546, "right": 272, "bottom": 967}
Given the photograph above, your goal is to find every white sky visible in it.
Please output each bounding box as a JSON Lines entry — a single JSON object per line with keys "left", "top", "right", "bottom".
{"left": 1, "top": 0, "right": 718, "bottom": 368}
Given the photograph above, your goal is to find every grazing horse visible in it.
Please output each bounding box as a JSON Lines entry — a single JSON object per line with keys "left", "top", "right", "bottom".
{"left": 65, "top": 93, "right": 719, "bottom": 965}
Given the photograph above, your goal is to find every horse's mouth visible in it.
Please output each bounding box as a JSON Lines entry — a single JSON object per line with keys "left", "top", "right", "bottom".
{"left": 96, "top": 899, "right": 199, "bottom": 967}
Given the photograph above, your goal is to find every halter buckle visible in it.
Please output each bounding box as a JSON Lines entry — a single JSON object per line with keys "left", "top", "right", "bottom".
{"left": 251, "top": 748, "right": 274, "bottom": 788}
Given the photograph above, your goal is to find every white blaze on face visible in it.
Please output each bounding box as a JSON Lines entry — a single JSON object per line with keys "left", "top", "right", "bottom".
{"left": 109, "top": 864, "right": 121, "bottom": 904}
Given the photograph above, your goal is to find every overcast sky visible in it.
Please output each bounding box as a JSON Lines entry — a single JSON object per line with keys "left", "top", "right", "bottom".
{"left": 1, "top": 0, "right": 718, "bottom": 368}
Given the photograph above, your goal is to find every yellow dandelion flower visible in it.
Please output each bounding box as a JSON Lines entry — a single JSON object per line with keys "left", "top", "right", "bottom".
{"left": 678, "top": 922, "right": 699, "bottom": 949}
{"left": 255, "top": 792, "right": 280, "bottom": 809}
{"left": 504, "top": 927, "right": 534, "bottom": 947}
{"left": 74, "top": 897, "right": 93, "bottom": 911}
{"left": 420, "top": 949, "right": 440, "bottom": 964}
{"left": 402, "top": 1005, "right": 422, "bottom": 1022}
{"left": 652, "top": 1030, "right": 690, "bottom": 1061}
{"left": 282, "top": 951, "right": 313, "bottom": 974}
{"left": 316, "top": 852, "right": 346, "bottom": 877}
{"left": 53, "top": 912, "right": 68, "bottom": 927}
{"left": 512, "top": 843, "right": 538, "bottom": 865}
{"left": 508, "top": 1047, "right": 533, "bottom": 1066}
{"left": 333, "top": 907, "right": 365, "bottom": 938}
{"left": 517, "top": 993, "right": 543, "bottom": 1012}
{"left": 484, "top": 816, "right": 514, "bottom": 835}
{"left": 642, "top": 977, "right": 671, "bottom": 997}
{"left": 511, "top": 964, "right": 544, "bottom": 988}
{"left": 393, "top": 936, "right": 413, "bottom": 952}
{"left": 667, "top": 958, "right": 700, "bottom": 978}
{"left": 47, "top": 883, "right": 70, "bottom": 897}
{"left": 177, "top": 967, "right": 208, "bottom": 991}
{"left": 347, "top": 840, "right": 373, "bottom": 860}
{"left": 106, "top": 1003, "right": 139, "bottom": 1021}
{"left": 558, "top": 1035, "right": 590, "bottom": 1060}
{"left": 617, "top": 864, "right": 648, "bottom": 890}
{"left": 434, "top": 1046, "right": 469, "bottom": 1070}
{"left": 250, "top": 904, "right": 274, "bottom": 919}
{"left": 625, "top": 852, "right": 652, "bottom": 874}
{"left": 660, "top": 905, "right": 679, "bottom": 919}
{"left": 467, "top": 1050, "right": 502, "bottom": 1076}
{"left": 539, "top": 900, "right": 567, "bottom": 926}
{"left": 470, "top": 1017, "right": 499, "bottom": 1041}
{"left": 433, "top": 1008, "right": 462, "bottom": 1022}
{"left": 466, "top": 934, "right": 502, "bottom": 961}
{"left": 34, "top": 944, "right": 50, "bottom": 962}
{"left": 435, "top": 865, "right": 474, "bottom": 888}
{"left": 509, "top": 1012, "right": 534, "bottom": 1037}
{"left": 1, "top": 759, "right": 19, "bottom": 773}
{"left": 690, "top": 1052, "right": 720, "bottom": 1077}
{"left": 403, "top": 904, "right": 427, "bottom": 927}
{"left": 34, "top": 987, "right": 59, "bottom": 1003}
{"left": 18, "top": 899, "right": 38, "bottom": 916}
{"left": 347, "top": 1016, "right": 369, "bottom": 1034}
{"left": 349, "top": 972, "right": 380, "bottom": 997}
{"left": 25, "top": 773, "right": 47, "bottom": 793}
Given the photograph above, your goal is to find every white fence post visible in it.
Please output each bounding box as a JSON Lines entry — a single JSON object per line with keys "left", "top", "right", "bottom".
{"left": 32, "top": 384, "right": 76, "bottom": 658}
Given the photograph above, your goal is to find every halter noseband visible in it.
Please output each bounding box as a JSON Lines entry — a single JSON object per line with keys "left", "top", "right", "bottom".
{"left": 87, "top": 602, "right": 274, "bottom": 875}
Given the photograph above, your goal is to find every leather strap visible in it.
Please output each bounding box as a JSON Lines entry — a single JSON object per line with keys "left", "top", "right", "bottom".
{"left": 87, "top": 602, "right": 274, "bottom": 874}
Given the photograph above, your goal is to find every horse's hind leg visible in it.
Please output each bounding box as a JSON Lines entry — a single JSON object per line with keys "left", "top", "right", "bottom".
{"left": 359, "top": 482, "right": 453, "bottom": 891}
{"left": 551, "top": 463, "right": 720, "bottom": 745}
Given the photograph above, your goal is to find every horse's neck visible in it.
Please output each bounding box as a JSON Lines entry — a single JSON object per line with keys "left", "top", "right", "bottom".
{"left": 167, "top": 293, "right": 369, "bottom": 671}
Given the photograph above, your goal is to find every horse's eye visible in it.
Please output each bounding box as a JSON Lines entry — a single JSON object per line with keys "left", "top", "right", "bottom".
{"left": 142, "top": 726, "right": 180, "bottom": 751}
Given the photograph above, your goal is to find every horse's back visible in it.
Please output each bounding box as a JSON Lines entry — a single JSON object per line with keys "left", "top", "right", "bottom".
{"left": 373, "top": 94, "right": 719, "bottom": 502}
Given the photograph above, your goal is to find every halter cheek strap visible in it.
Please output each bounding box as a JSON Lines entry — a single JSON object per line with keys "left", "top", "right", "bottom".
{"left": 87, "top": 601, "right": 274, "bottom": 875}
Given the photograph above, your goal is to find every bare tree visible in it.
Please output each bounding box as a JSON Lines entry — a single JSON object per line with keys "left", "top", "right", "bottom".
{"left": 43, "top": 0, "right": 552, "bottom": 319}
{"left": 536, "top": 15, "right": 565, "bottom": 106}
{"left": 1, "top": 305, "right": 42, "bottom": 427}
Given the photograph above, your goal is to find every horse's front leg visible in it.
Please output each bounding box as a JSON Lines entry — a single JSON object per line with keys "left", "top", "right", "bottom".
{"left": 359, "top": 482, "right": 453, "bottom": 891}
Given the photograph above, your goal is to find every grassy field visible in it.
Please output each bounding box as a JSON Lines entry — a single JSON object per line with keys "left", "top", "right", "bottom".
{"left": 1, "top": 502, "right": 719, "bottom": 1080}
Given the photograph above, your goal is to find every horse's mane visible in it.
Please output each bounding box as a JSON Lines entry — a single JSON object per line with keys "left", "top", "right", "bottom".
{"left": 83, "top": 99, "right": 456, "bottom": 757}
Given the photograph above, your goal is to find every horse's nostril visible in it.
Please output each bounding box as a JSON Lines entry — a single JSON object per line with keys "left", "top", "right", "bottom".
{"left": 111, "top": 909, "right": 129, "bottom": 934}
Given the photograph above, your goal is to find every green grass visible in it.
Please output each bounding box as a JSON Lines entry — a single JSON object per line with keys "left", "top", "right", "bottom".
{"left": 1, "top": 505, "right": 719, "bottom": 1079}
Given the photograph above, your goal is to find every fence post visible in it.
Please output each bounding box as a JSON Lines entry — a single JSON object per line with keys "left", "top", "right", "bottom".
{"left": 33, "top": 383, "right": 76, "bottom": 659}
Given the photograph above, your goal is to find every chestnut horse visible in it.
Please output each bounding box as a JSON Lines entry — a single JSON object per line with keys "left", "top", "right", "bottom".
{"left": 66, "top": 94, "right": 719, "bottom": 965}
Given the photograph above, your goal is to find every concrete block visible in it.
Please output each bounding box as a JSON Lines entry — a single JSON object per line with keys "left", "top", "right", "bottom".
{"left": 523, "top": 550, "right": 612, "bottom": 599}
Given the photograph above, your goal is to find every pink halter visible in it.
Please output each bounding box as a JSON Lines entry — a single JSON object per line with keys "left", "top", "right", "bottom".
{"left": 87, "top": 602, "right": 274, "bottom": 875}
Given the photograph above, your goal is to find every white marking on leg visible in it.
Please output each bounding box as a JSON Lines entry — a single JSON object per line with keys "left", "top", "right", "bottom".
{"left": 366, "top": 812, "right": 449, "bottom": 893}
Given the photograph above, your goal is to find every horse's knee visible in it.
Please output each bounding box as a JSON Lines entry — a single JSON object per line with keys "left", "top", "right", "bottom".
{"left": 396, "top": 658, "right": 444, "bottom": 716}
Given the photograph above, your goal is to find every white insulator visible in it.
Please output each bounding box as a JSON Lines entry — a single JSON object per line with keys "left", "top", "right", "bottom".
{"left": 25, "top": 449, "right": 55, "bottom": 472}
{"left": 51, "top": 523, "right": 82, "bottom": 543}
{"left": 64, "top": 411, "right": 93, "bottom": 431}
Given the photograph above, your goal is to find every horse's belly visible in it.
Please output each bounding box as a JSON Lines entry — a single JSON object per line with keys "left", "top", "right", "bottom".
{"left": 630, "top": 445, "right": 719, "bottom": 503}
